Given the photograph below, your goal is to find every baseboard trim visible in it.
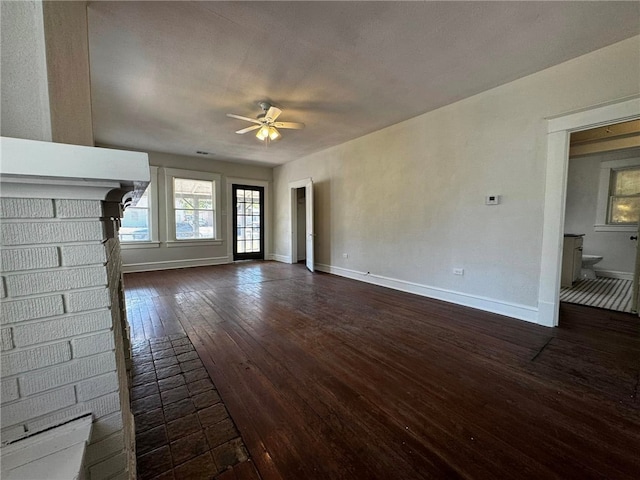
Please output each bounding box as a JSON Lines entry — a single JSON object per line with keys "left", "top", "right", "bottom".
{"left": 271, "top": 254, "right": 292, "bottom": 264}
{"left": 122, "top": 256, "right": 230, "bottom": 273}
{"left": 594, "top": 269, "right": 633, "bottom": 281}
{"left": 315, "top": 263, "right": 540, "bottom": 325}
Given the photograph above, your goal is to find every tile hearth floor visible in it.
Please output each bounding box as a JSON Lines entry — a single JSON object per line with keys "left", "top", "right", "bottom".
{"left": 131, "top": 334, "right": 260, "bottom": 480}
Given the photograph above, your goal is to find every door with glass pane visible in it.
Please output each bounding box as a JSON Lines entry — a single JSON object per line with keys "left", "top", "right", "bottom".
{"left": 233, "top": 185, "right": 264, "bottom": 260}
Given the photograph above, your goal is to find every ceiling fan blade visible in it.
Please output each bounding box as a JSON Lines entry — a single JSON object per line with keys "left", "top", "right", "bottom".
{"left": 274, "top": 121, "right": 305, "bottom": 130}
{"left": 265, "top": 106, "right": 282, "bottom": 122}
{"left": 227, "top": 113, "right": 261, "bottom": 125}
{"left": 236, "top": 125, "right": 261, "bottom": 134}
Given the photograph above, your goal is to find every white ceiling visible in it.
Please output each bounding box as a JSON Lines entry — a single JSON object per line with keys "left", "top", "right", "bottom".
{"left": 87, "top": 1, "right": 640, "bottom": 166}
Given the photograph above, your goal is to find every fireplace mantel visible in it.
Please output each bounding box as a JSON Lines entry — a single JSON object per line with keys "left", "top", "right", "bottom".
{"left": 0, "top": 137, "right": 149, "bottom": 202}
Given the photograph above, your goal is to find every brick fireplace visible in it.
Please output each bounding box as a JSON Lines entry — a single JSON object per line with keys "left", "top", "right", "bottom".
{"left": 0, "top": 136, "right": 149, "bottom": 479}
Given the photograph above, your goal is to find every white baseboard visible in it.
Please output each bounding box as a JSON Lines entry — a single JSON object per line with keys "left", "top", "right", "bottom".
{"left": 271, "top": 254, "right": 292, "bottom": 264}
{"left": 315, "top": 263, "right": 540, "bottom": 325}
{"left": 594, "top": 269, "right": 634, "bottom": 281}
{"left": 122, "top": 255, "right": 230, "bottom": 273}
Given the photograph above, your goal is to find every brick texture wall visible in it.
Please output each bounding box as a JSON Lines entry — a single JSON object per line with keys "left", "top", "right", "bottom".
{"left": 0, "top": 198, "right": 134, "bottom": 479}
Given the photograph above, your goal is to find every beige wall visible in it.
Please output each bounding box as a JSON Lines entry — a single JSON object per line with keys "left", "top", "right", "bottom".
{"left": 119, "top": 151, "right": 273, "bottom": 271}
{"left": 273, "top": 36, "right": 640, "bottom": 319}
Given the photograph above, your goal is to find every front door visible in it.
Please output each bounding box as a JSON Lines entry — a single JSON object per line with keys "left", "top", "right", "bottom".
{"left": 233, "top": 185, "right": 265, "bottom": 261}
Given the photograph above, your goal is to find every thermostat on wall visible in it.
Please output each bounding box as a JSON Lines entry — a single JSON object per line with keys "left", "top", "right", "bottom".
{"left": 485, "top": 195, "right": 500, "bottom": 205}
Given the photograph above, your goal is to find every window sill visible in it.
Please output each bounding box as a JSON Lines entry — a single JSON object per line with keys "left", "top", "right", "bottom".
{"left": 166, "top": 239, "right": 223, "bottom": 248}
{"left": 593, "top": 224, "right": 638, "bottom": 233}
{"left": 121, "top": 241, "right": 161, "bottom": 249}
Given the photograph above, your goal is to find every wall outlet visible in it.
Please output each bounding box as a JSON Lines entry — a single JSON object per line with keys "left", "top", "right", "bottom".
{"left": 485, "top": 195, "right": 500, "bottom": 205}
{"left": 342, "top": 253, "right": 349, "bottom": 259}
{"left": 453, "top": 268, "right": 464, "bottom": 275}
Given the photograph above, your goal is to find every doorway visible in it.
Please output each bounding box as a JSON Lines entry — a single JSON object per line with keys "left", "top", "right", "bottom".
{"left": 539, "top": 97, "right": 640, "bottom": 326}
{"left": 560, "top": 134, "right": 639, "bottom": 314}
{"left": 289, "top": 177, "right": 314, "bottom": 272}
{"left": 232, "top": 184, "right": 265, "bottom": 261}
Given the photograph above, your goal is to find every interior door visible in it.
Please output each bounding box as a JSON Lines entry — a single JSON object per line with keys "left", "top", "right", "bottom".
{"left": 305, "top": 179, "right": 314, "bottom": 272}
{"left": 233, "top": 185, "right": 264, "bottom": 261}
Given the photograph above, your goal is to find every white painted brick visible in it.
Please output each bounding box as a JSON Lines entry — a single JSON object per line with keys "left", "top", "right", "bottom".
{"left": 1, "top": 425, "right": 26, "bottom": 443}
{"left": 1, "top": 342, "right": 71, "bottom": 376}
{"left": 60, "top": 244, "right": 106, "bottom": 266}
{"left": 1, "top": 328, "right": 13, "bottom": 351}
{"left": 0, "top": 295, "right": 64, "bottom": 324}
{"left": 90, "top": 412, "right": 123, "bottom": 442}
{"left": 76, "top": 372, "right": 118, "bottom": 401}
{"left": 12, "top": 310, "right": 112, "bottom": 347}
{"left": 55, "top": 200, "right": 103, "bottom": 219}
{"left": 1, "top": 378, "right": 19, "bottom": 403}
{"left": 25, "top": 403, "right": 91, "bottom": 434}
{"left": 85, "top": 391, "right": 120, "bottom": 419}
{"left": 72, "top": 330, "right": 115, "bottom": 358}
{"left": 19, "top": 351, "right": 116, "bottom": 395}
{"left": 65, "top": 287, "right": 110, "bottom": 313}
{"left": 5, "top": 266, "right": 107, "bottom": 297}
{"left": 0, "top": 198, "right": 54, "bottom": 219}
{"left": 89, "top": 452, "right": 126, "bottom": 480}
{"left": 0, "top": 247, "right": 59, "bottom": 272}
{"left": 85, "top": 431, "right": 125, "bottom": 466}
{"left": 0, "top": 386, "right": 76, "bottom": 428}
{"left": 1, "top": 221, "right": 104, "bottom": 246}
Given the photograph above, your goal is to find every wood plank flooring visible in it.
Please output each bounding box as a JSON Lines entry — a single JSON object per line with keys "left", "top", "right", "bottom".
{"left": 124, "top": 262, "right": 640, "bottom": 480}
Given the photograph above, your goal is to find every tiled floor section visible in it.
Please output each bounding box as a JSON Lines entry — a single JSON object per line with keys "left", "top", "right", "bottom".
{"left": 131, "top": 333, "right": 258, "bottom": 480}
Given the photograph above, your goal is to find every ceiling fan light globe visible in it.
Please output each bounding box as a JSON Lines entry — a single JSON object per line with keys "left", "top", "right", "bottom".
{"left": 256, "top": 125, "right": 270, "bottom": 141}
{"left": 268, "top": 126, "right": 281, "bottom": 140}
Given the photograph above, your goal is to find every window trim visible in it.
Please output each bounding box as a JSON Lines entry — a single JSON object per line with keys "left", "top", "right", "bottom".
{"left": 163, "top": 167, "right": 222, "bottom": 244}
{"left": 594, "top": 157, "right": 640, "bottom": 232}
{"left": 120, "top": 166, "right": 159, "bottom": 247}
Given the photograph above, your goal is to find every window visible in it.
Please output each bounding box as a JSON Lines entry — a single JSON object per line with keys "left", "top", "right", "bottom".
{"left": 608, "top": 167, "right": 640, "bottom": 224}
{"left": 120, "top": 187, "right": 151, "bottom": 241}
{"left": 164, "top": 168, "right": 222, "bottom": 245}
{"left": 119, "top": 166, "right": 158, "bottom": 244}
{"left": 595, "top": 157, "right": 640, "bottom": 232}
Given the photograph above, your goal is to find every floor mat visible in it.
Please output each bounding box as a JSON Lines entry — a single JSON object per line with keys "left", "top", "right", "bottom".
{"left": 560, "top": 277, "right": 632, "bottom": 313}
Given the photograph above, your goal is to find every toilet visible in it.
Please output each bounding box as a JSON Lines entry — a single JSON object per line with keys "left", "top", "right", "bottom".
{"left": 581, "top": 254, "right": 603, "bottom": 280}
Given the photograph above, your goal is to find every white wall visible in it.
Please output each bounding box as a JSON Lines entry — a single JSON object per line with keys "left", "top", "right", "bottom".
{"left": 1, "top": 1, "right": 52, "bottom": 141}
{"left": 273, "top": 36, "right": 640, "bottom": 322}
{"left": 1, "top": 1, "right": 93, "bottom": 146}
{"left": 118, "top": 150, "right": 273, "bottom": 271}
{"left": 565, "top": 148, "right": 639, "bottom": 275}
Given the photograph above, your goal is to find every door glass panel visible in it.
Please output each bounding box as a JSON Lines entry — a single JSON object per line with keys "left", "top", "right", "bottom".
{"left": 234, "top": 186, "right": 264, "bottom": 259}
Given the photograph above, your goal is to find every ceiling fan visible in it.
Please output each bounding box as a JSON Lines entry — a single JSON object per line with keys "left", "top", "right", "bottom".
{"left": 227, "top": 101, "right": 305, "bottom": 142}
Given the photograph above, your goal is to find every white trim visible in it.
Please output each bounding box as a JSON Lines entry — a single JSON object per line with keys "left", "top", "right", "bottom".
{"left": 0, "top": 136, "right": 149, "bottom": 183}
{"left": 166, "top": 240, "right": 223, "bottom": 248}
{"left": 271, "top": 254, "right": 292, "bottom": 263}
{"left": 225, "top": 177, "right": 271, "bottom": 260}
{"left": 593, "top": 224, "right": 637, "bottom": 233}
{"left": 289, "top": 178, "right": 312, "bottom": 266}
{"left": 539, "top": 96, "right": 640, "bottom": 327}
{"left": 122, "top": 255, "right": 230, "bottom": 273}
{"left": 121, "top": 241, "right": 161, "bottom": 250}
{"left": 316, "top": 263, "right": 539, "bottom": 324}
{"left": 595, "top": 270, "right": 634, "bottom": 281}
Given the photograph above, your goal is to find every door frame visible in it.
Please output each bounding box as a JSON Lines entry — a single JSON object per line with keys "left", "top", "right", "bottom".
{"left": 226, "top": 177, "right": 270, "bottom": 262}
{"left": 289, "top": 177, "right": 313, "bottom": 270}
{"left": 538, "top": 96, "right": 639, "bottom": 327}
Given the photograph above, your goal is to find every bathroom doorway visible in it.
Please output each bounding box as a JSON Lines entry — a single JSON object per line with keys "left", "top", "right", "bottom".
{"left": 559, "top": 122, "right": 640, "bottom": 314}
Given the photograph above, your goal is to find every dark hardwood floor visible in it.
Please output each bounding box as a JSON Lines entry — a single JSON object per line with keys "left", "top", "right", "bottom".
{"left": 124, "top": 262, "right": 640, "bottom": 480}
